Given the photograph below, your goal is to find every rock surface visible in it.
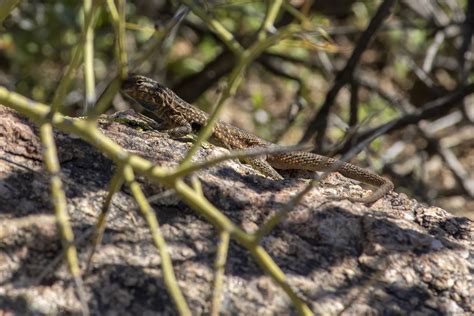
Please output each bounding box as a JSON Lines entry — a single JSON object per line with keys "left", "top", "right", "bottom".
{"left": 0, "top": 105, "right": 473, "bottom": 315}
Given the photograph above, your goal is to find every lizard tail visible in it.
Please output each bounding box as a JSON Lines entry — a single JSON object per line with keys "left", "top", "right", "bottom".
{"left": 267, "top": 152, "right": 394, "bottom": 203}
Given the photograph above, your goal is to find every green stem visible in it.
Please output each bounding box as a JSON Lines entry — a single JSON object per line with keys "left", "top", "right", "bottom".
{"left": 123, "top": 165, "right": 191, "bottom": 316}
{"left": 39, "top": 123, "right": 90, "bottom": 316}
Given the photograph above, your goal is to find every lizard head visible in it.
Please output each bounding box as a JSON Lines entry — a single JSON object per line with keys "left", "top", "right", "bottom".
{"left": 121, "top": 75, "right": 169, "bottom": 110}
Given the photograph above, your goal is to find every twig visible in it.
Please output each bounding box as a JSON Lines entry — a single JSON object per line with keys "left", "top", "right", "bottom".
{"left": 352, "top": 77, "right": 474, "bottom": 197}
{"left": 86, "top": 165, "right": 125, "bottom": 272}
{"left": 423, "top": 31, "right": 445, "bottom": 73}
{"left": 123, "top": 165, "right": 191, "bottom": 315}
{"left": 50, "top": 1, "right": 99, "bottom": 113}
{"left": 343, "top": 83, "right": 474, "bottom": 151}
{"left": 457, "top": 0, "right": 474, "bottom": 84}
{"left": 299, "top": 0, "right": 397, "bottom": 149}
{"left": 182, "top": 0, "right": 243, "bottom": 55}
{"left": 83, "top": 0, "right": 98, "bottom": 114}
{"left": 39, "top": 123, "right": 89, "bottom": 316}
{"left": 210, "top": 230, "right": 230, "bottom": 316}
{"left": 0, "top": 0, "right": 20, "bottom": 24}
{"left": 168, "top": 144, "right": 309, "bottom": 180}
{"left": 349, "top": 80, "right": 359, "bottom": 128}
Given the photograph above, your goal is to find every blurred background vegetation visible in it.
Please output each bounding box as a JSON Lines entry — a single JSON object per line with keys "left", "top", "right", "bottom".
{"left": 1, "top": 0, "right": 473, "bottom": 217}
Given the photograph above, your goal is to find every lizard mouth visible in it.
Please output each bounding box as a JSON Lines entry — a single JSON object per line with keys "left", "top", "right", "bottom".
{"left": 120, "top": 75, "right": 150, "bottom": 101}
{"left": 121, "top": 75, "right": 166, "bottom": 111}
{"left": 121, "top": 75, "right": 144, "bottom": 94}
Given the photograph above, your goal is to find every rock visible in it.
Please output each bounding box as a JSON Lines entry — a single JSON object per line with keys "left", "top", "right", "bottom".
{"left": 0, "top": 105, "right": 473, "bottom": 315}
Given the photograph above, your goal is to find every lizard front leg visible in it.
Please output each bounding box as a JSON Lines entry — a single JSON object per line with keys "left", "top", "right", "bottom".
{"left": 164, "top": 114, "right": 194, "bottom": 138}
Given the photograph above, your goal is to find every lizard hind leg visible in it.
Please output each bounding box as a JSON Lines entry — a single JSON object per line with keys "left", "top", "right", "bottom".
{"left": 244, "top": 157, "right": 284, "bottom": 180}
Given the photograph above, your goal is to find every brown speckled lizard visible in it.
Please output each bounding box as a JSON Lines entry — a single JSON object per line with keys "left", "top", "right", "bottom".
{"left": 121, "top": 75, "right": 394, "bottom": 204}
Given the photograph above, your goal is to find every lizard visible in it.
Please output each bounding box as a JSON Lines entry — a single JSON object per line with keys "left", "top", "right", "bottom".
{"left": 121, "top": 75, "right": 394, "bottom": 204}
